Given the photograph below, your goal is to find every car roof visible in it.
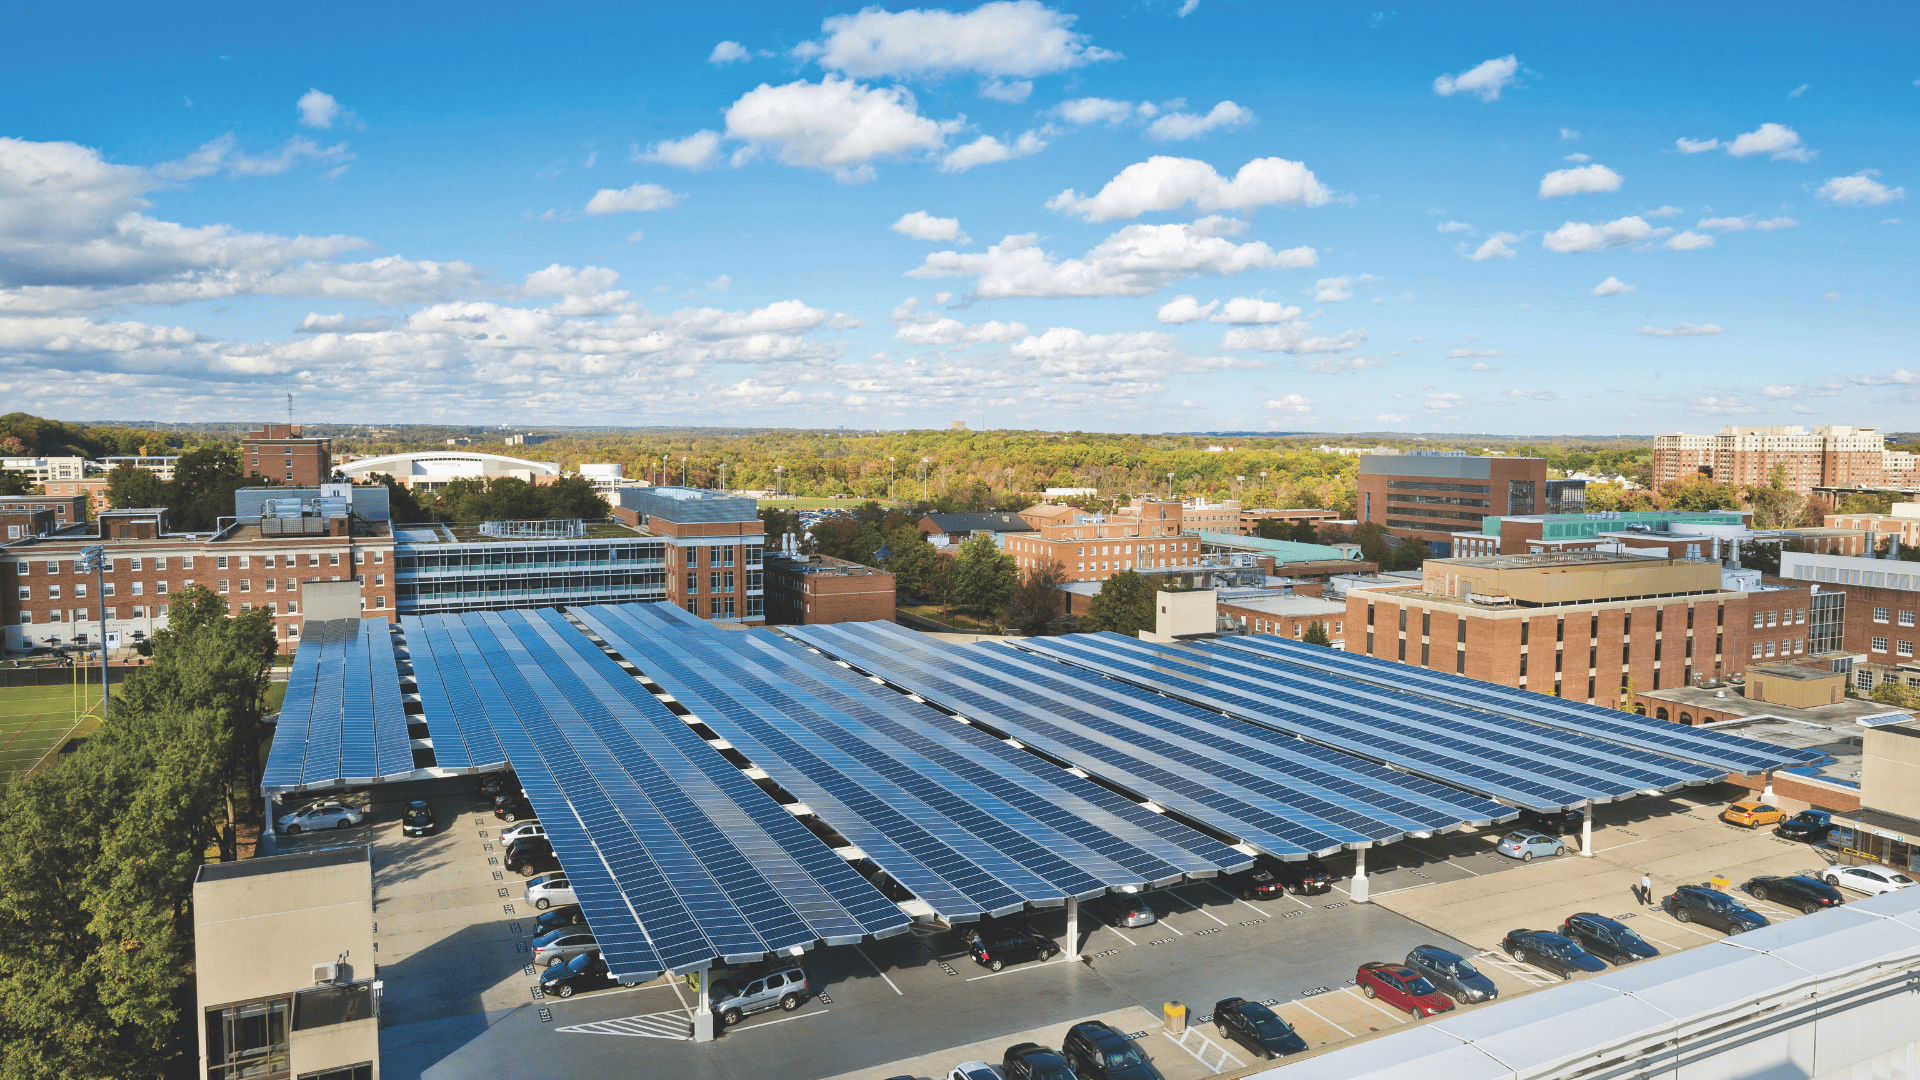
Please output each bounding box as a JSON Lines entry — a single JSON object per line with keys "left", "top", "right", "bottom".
{"left": 1412, "top": 945, "right": 1464, "bottom": 962}
{"left": 1730, "top": 800, "right": 1766, "bottom": 808}
{"left": 1569, "top": 912, "right": 1622, "bottom": 928}
{"left": 1508, "top": 829, "right": 1551, "bottom": 839}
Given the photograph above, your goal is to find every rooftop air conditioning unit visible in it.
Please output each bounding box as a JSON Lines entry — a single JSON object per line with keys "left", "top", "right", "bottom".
{"left": 313, "top": 962, "right": 338, "bottom": 985}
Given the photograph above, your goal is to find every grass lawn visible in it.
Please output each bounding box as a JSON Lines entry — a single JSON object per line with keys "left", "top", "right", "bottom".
{"left": 897, "top": 605, "right": 1009, "bottom": 634}
{"left": 0, "top": 681, "right": 106, "bottom": 786}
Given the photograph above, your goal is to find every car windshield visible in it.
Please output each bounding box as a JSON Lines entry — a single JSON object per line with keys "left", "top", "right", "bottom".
{"left": 1453, "top": 958, "right": 1480, "bottom": 978}
{"left": 1502, "top": 833, "right": 1529, "bottom": 844}
{"left": 1892, "top": 874, "right": 1916, "bottom": 884}
{"left": 963, "top": 1070, "right": 998, "bottom": 1080}
{"left": 1100, "top": 1046, "right": 1145, "bottom": 1068}
{"left": 1253, "top": 1017, "right": 1295, "bottom": 1039}
{"left": 1405, "top": 975, "right": 1438, "bottom": 995}
{"left": 1615, "top": 927, "right": 1646, "bottom": 946}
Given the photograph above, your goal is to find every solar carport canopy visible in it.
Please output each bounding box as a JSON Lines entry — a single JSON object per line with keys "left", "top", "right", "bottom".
{"left": 786, "top": 621, "right": 1515, "bottom": 860}
{"left": 1016, "top": 633, "right": 1728, "bottom": 811}
{"left": 1218, "top": 635, "right": 1823, "bottom": 774}
{"left": 572, "top": 602, "right": 1251, "bottom": 922}
{"left": 263, "top": 619, "right": 415, "bottom": 792}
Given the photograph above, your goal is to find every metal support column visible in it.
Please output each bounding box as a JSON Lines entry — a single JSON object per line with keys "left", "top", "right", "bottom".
{"left": 1350, "top": 846, "right": 1370, "bottom": 903}
{"left": 1762, "top": 770, "right": 1775, "bottom": 800}
{"left": 1065, "top": 896, "right": 1080, "bottom": 961}
{"left": 1581, "top": 798, "right": 1594, "bottom": 857}
{"left": 692, "top": 970, "right": 714, "bottom": 1042}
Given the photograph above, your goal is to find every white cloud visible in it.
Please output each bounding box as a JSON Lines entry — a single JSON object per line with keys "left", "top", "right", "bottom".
{"left": 1313, "top": 274, "right": 1380, "bottom": 302}
{"left": 1691, "top": 396, "right": 1755, "bottom": 415}
{"left": 1306, "top": 355, "right": 1389, "bottom": 374}
{"left": 1219, "top": 325, "right": 1365, "bottom": 354}
{"left": 296, "top": 89, "right": 345, "bottom": 129}
{"left": 1818, "top": 171, "right": 1905, "bottom": 207}
{"left": 1563, "top": 152, "right": 1591, "bottom": 162}
{"left": 978, "top": 79, "right": 1033, "bottom": 103}
{"left": 1591, "top": 276, "right": 1635, "bottom": 296}
{"left": 723, "top": 77, "right": 960, "bottom": 182}
{"left": 626, "top": 229, "right": 644, "bottom": 243}
{"left": 1646, "top": 205, "right": 1683, "bottom": 218}
{"left": 1145, "top": 101, "right": 1255, "bottom": 141}
{"left": 891, "top": 211, "right": 970, "bottom": 243}
{"left": 1635, "top": 322, "right": 1725, "bottom": 336}
{"left": 890, "top": 297, "right": 1029, "bottom": 345}
{"left": 1432, "top": 55, "right": 1520, "bottom": 102}
{"left": 1664, "top": 230, "right": 1714, "bottom": 251}
{"left": 295, "top": 312, "right": 392, "bottom": 333}
{"left": 1055, "top": 97, "right": 1141, "bottom": 126}
{"left": 1675, "top": 137, "right": 1722, "bottom": 154}
{"left": 154, "top": 132, "right": 352, "bottom": 180}
{"left": 908, "top": 218, "right": 1317, "bottom": 299}
{"left": 1424, "top": 391, "right": 1470, "bottom": 411}
{"left": 798, "top": 1, "right": 1118, "bottom": 79}
{"left": 1436, "top": 220, "right": 1474, "bottom": 233}
{"left": 1754, "top": 216, "right": 1797, "bottom": 230}
{"left": 1156, "top": 295, "right": 1217, "bottom": 323}
{"left": 1541, "top": 215, "right": 1652, "bottom": 253}
{"left": 1761, "top": 384, "right": 1797, "bottom": 397}
{"left": 1178, "top": 0, "right": 1201, "bottom": 17}
{"left": 1047, "top": 155, "right": 1332, "bottom": 221}
{"left": 584, "top": 183, "right": 680, "bottom": 215}
{"left": 1789, "top": 83, "right": 1811, "bottom": 98}
{"left": 706, "top": 274, "right": 732, "bottom": 293}
{"left": 1695, "top": 216, "right": 1750, "bottom": 231}
{"left": 1850, "top": 368, "right": 1918, "bottom": 386}
{"left": 1560, "top": 127, "right": 1580, "bottom": 141}
{"left": 1265, "top": 393, "right": 1315, "bottom": 414}
{"left": 709, "top": 41, "right": 750, "bottom": 65}
{"left": 1211, "top": 297, "right": 1302, "bottom": 323}
{"left": 1446, "top": 347, "right": 1507, "bottom": 359}
{"left": 1461, "top": 232, "right": 1519, "bottom": 260}
{"left": 1459, "top": 361, "right": 1502, "bottom": 371}
{"left": 1505, "top": 389, "right": 1563, "bottom": 400}
{"left": 941, "top": 129, "right": 1048, "bottom": 172}
{"left": 1539, "top": 163, "right": 1623, "bottom": 199}
{"left": 637, "top": 131, "right": 723, "bottom": 170}
{"left": 1821, "top": 292, "right": 1841, "bottom": 301}
{"left": 1726, "top": 122, "right": 1813, "bottom": 162}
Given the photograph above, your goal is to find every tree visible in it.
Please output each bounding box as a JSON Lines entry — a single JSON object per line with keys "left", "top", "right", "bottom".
{"left": 168, "top": 443, "right": 250, "bottom": 531}
{"left": 0, "top": 471, "right": 30, "bottom": 497}
{"left": 1745, "top": 464, "right": 1807, "bottom": 529}
{"left": 1869, "top": 681, "right": 1920, "bottom": 710}
{"left": 1081, "top": 571, "right": 1157, "bottom": 636}
{"left": 882, "top": 532, "right": 943, "bottom": 604}
{"left": 948, "top": 533, "right": 1018, "bottom": 617}
{"left": 104, "top": 462, "right": 168, "bottom": 511}
{"left": 1664, "top": 477, "right": 1744, "bottom": 512}
{"left": 1006, "top": 561, "right": 1068, "bottom": 636}
{"left": 1303, "top": 620, "right": 1331, "bottom": 646}
{"left": 760, "top": 507, "right": 802, "bottom": 550}
{"left": 366, "top": 472, "right": 429, "bottom": 524}
{"left": 1838, "top": 491, "right": 1897, "bottom": 516}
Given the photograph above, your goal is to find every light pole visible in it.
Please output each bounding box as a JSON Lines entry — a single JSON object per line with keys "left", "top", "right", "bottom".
{"left": 1167, "top": 472, "right": 1175, "bottom": 498}
{"left": 77, "top": 544, "right": 108, "bottom": 716}
{"left": 719, "top": 462, "right": 727, "bottom": 492}
{"left": 682, "top": 456, "right": 688, "bottom": 486}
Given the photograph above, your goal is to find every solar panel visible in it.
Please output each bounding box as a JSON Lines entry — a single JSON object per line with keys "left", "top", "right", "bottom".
{"left": 409, "top": 615, "right": 506, "bottom": 770}
{"left": 300, "top": 621, "right": 350, "bottom": 786}
{"left": 262, "top": 621, "right": 326, "bottom": 789}
{"left": 338, "top": 620, "right": 377, "bottom": 781}
{"left": 369, "top": 622, "right": 414, "bottom": 778}
{"left": 398, "top": 619, "right": 469, "bottom": 769}
{"left": 1857, "top": 712, "right": 1917, "bottom": 729}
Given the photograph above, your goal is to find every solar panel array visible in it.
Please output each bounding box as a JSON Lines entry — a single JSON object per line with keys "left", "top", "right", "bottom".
{"left": 785, "top": 621, "right": 1516, "bottom": 859}
{"left": 262, "top": 619, "right": 431, "bottom": 792}
{"left": 1218, "top": 635, "right": 1820, "bottom": 773}
{"left": 1014, "top": 633, "right": 1724, "bottom": 810}
{"left": 262, "top": 619, "right": 330, "bottom": 790}
{"left": 1857, "top": 712, "right": 1918, "bottom": 730}
{"left": 573, "top": 602, "right": 1251, "bottom": 921}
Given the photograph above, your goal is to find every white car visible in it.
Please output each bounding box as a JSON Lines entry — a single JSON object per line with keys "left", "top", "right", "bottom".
{"left": 526, "top": 873, "right": 575, "bottom": 910}
{"left": 948, "top": 1063, "right": 1003, "bottom": 1080}
{"left": 277, "top": 801, "right": 363, "bottom": 835}
{"left": 1822, "top": 865, "right": 1916, "bottom": 896}
{"left": 499, "top": 822, "right": 546, "bottom": 846}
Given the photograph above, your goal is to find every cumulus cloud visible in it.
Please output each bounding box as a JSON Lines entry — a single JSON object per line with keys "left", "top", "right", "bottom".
{"left": 1433, "top": 55, "right": 1520, "bottom": 102}
{"left": 1818, "top": 172, "right": 1905, "bottom": 207}
{"left": 1564, "top": 152, "right": 1591, "bottom": 162}
{"left": 1635, "top": 322, "right": 1725, "bottom": 336}
{"left": 1726, "top": 122, "right": 1813, "bottom": 162}
{"left": 296, "top": 89, "right": 351, "bottom": 130}
{"left": 797, "top": 1, "right": 1118, "bottom": 78}
{"left": 1591, "top": 276, "right": 1635, "bottom": 296}
{"left": 709, "top": 40, "right": 750, "bottom": 64}
{"left": 1539, "top": 163, "right": 1623, "bottom": 199}
{"left": 1646, "top": 205, "right": 1683, "bottom": 218}
{"left": 154, "top": 132, "right": 353, "bottom": 180}
{"left": 978, "top": 79, "right": 1033, "bottom": 103}
{"left": 1145, "top": 101, "right": 1255, "bottom": 141}
{"left": 891, "top": 211, "right": 970, "bottom": 243}
{"left": 1664, "top": 231, "right": 1714, "bottom": 251}
{"left": 583, "top": 183, "right": 680, "bottom": 215}
{"left": 1447, "top": 347, "right": 1508, "bottom": 359}
{"left": 1436, "top": 221, "right": 1474, "bottom": 234}
{"left": 1691, "top": 396, "right": 1755, "bottom": 415}
{"left": 636, "top": 131, "right": 723, "bottom": 170}
{"left": 1055, "top": 97, "right": 1148, "bottom": 126}
{"left": 1695, "top": 216, "right": 1751, "bottom": 231}
{"left": 1306, "top": 355, "right": 1389, "bottom": 374}
{"left": 722, "top": 76, "right": 960, "bottom": 182}
{"left": 1754, "top": 216, "right": 1797, "bottom": 230}
{"left": 295, "top": 312, "right": 392, "bottom": 334}
{"left": 1675, "top": 137, "right": 1722, "bottom": 154}
{"left": 1046, "top": 155, "right": 1332, "bottom": 221}
{"left": 1313, "top": 274, "right": 1381, "bottom": 302}
{"left": 1850, "top": 368, "right": 1918, "bottom": 386}
{"left": 1219, "top": 325, "right": 1366, "bottom": 354}
{"left": 1211, "top": 297, "right": 1303, "bottom": 323}
{"left": 1425, "top": 391, "right": 1470, "bottom": 411}
{"left": 907, "top": 218, "right": 1317, "bottom": 299}
{"left": 890, "top": 297, "right": 1027, "bottom": 345}
{"left": 1156, "top": 295, "right": 1218, "bottom": 323}
{"left": 1541, "top": 215, "right": 1653, "bottom": 253}
{"left": 1461, "top": 233, "right": 1519, "bottom": 260}
{"left": 941, "top": 129, "right": 1048, "bottom": 172}
{"left": 1266, "top": 394, "right": 1315, "bottom": 413}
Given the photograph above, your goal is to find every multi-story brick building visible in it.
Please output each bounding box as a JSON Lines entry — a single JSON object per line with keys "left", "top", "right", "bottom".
{"left": 918, "top": 512, "right": 1036, "bottom": 549}
{"left": 1652, "top": 425, "right": 1901, "bottom": 494}
{"left": 1825, "top": 501, "right": 1920, "bottom": 552}
{"left": 762, "top": 552, "right": 895, "bottom": 625}
{"left": 1216, "top": 590, "right": 1348, "bottom": 646}
{"left": 612, "top": 487, "right": 764, "bottom": 622}
{"left": 242, "top": 424, "right": 333, "bottom": 487}
{"left": 1345, "top": 551, "right": 1816, "bottom": 707}
{"left": 1236, "top": 507, "right": 1338, "bottom": 535}
{"left": 1357, "top": 452, "right": 1549, "bottom": 557}
{"left": 0, "top": 493, "right": 87, "bottom": 540}
{"left": 1004, "top": 498, "right": 1208, "bottom": 584}
{"left": 1779, "top": 550, "right": 1920, "bottom": 682}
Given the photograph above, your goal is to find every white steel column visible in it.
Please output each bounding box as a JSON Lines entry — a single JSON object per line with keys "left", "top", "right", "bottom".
{"left": 1351, "top": 847, "right": 1370, "bottom": 903}
{"left": 1763, "top": 770, "right": 1775, "bottom": 800}
{"left": 692, "top": 971, "right": 714, "bottom": 1043}
{"left": 1581, "top": 799, "right": 1594, "bottom": 857}
{"left": 1066, "top": 896, "right": 1081, "bottom": 961}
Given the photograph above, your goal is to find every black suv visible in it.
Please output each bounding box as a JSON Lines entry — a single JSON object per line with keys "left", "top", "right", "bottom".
{"left": 1776, "top": 811, "right": 1834, "bottom": 843}
{"left": 1003, "top": 1042, "right": 1075, "bottom": 1080}
{"left": 534, "top": 904, "right": 588, "bottom": 936}
{"left": 1501, "top": 929, "right": 1608, "bottom": 979}
{"left": 477, "top": 773, "right": 518, "bottom": 799}
{"left": 1062, "top": 1021, "right": 1165, "bottom": 1080}
{"left": 1663, "top": 885, "right": 1769, "bottom": 934}
{"left": 1518, "top": 806, "right": 1587, "bottom": 835}
{"left": 1224, "top": 855, "right": 1333, "bottom": 900}
{"left": 1211, "top": 998, "right": 1307, "bottom": 1059}
{"left": 1745, "top": 874, "right": 1844, "bottom": 914}
{"left": 493, "top": 792, "right": 534, "bottom": 822}
{"left": 505, "top": 836, "right": 559, "bottom": 877}
{"left": 1558, "top": 913, "right": 1659, "bottom": 965}
{"left": 968, "top": 928, "right": 1058, "bottom": 972}
{"left": 401, "top": 800, "right": 435, "bottom": 837}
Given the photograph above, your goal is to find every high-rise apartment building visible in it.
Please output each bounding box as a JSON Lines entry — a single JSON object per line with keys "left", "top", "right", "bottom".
{"left": 1357, "top": 453, "right": 1549, "bottom": 557}
{"left": 1652, "top": 426, "right": 1898, "bottom": 494}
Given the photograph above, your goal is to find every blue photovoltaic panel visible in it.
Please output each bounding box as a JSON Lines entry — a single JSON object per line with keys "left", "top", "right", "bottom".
{"left": 1858, "top": 712, "right": 1917, "bottom": 729}
{"left": 1219, "top": 635, "right": 1826, "bottom": 772}
{"left": 262, "top": 621, "right": 328, "bottom": 789}
{"left": 410, "top": 615, "right": 506, "bottom": 770}
{"left": 300, "top": 621, "right": 351, "bottom": 786}
{"left": 337, "top": 620, "right": 377, "bottom": 780}
{"left": 369, "top": 622, "right": 414, "bottom": 778}
{"left": 400, "top": 620, "right": 469, "bottom": 769}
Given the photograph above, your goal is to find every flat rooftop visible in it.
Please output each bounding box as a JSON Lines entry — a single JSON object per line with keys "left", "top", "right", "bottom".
{"left": 392, "top": 520, "right": 646, "bottom": 544}
{"left": 196, "top": 843, "right": 368, "bottom": 883}
{"left": 1434, "top": 550, "right": 1680, "bottom": 571}
{"left": 1641, "top": 682, "right": 1899, "bottom": 729}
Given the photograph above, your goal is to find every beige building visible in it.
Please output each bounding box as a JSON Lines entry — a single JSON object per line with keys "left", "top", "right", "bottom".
{"left": 1826, "top": 501, "right": 1920, "bottom": 550}
{"left": 1653, "top": 425, "right": 1905, "bottom": 494}
{"left": 194, "top": 846, "right": 378, "bottom": 1080}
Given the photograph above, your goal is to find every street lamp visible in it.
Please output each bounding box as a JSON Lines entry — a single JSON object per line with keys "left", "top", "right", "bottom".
{"left": 1167, "top": 472, "right": 1175, "bottom": 498}
{"left": 76, "top": 544, "right": 108, "bottom": 716}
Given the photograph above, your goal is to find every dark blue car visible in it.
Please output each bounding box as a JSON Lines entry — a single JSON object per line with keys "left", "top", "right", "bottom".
{"left": 1404, "top": 945, "right": 1500, "bottom": 1004}
{"left": 1664, "top": 885, "right": 1769, "bottom": 934}
{"left": 1559, "top": 913, "right": 1660, "bottom": 965}
{"left": 1502, "top": 929, "right": 1609, "bottom": 979}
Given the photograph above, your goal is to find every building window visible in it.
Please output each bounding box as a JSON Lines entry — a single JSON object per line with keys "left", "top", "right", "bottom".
{"left": 218, "top": 580, "right": 229, "bottom": 594}
{"left": 308, "top": 553, "right": 320, "bottom": 566}
{"left": 374, "top": 574, "right": 384, "bottom": 587}
{"left": 238, "top": 579, "right": 250, "bottom": 593}
{"left": 17, "top": 612, "right": 28, "bottom": 624}
{"left": 157, "top": 581, "right": 168, "bottom": 595}
{"left": 286, "top": 578, "right": 297, "bottom": 592}
{"left": 329, "top": 553, "right": 340, "bottom": 566}
{"left": 687, "top": 571, "right": 699, "bottom": 593}
{"left": 47, "top": 585, "right": 59, "bottom": 600}
{"left": 374, "top": 597, "right": 385, "bottom": 609}
{"left": 709, "top": 598, "right": 722, "bottom": 617}
{"left": 205, "top": 996, "right": 291, "bottom": 1080}
{"left": 1874, "top": 607, "right": 1891, "bottom": 623}
{"left": 238, "top": 555, "right": 250, "bottom": 569}
{"left": 286, "top": 601, "right": 297, "bottom": 614}
{"left": 1871, "top": 636, "right": 1888, "bottom": 653}
{"left": 1901, "top": 610, "right": 1917, "bottom": 627}
{"left": 217, "top": 556, "right": 229, "bottom": 570}
{"left": 1900, "top": 641, "right": 1915, "bottom": 658}
{"left": 263, "top": 578, "right": 275, "bottom": 592}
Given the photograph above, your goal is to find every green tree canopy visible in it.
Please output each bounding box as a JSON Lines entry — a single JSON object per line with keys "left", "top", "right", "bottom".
{"left": 1006, "top": 561, "right": 1068, "bottom": 636}
{"left": 1664, "top": 476, "right": 1745, "bottom": 512}
{"left": 104, "top": 461, "right": 169, "bottom": 511}
{"left": 948, "top": 533, "right": 1018, "bottom": 616}
{"left": 1303, "top": 620, "right": 1331, "bottom": 646}
{"left": 1081, "top": 571, "right": 1156, "bottom": 636}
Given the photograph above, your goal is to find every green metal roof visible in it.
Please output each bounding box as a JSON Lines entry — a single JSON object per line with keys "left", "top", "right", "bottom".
{"left": 1480, "top": 511, "right": 1743, "bottom": 540}
{"left": 1189, "top": 530, "right": 1360, "bottom": 563}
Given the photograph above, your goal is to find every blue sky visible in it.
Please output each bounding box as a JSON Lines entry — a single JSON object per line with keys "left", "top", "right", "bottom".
{"left": 1, "top": 1, "right": 1914, "bottom": 434}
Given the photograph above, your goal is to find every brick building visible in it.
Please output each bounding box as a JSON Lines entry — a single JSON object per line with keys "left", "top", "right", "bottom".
{"left": 1652, "top": 425, "right": 1904, "bottom": 494}
{"left": 1, "top": 456, "right": 88, "bottom": 484}
{"left": 918, "top": 512, "right": 1035, "bottom": 549}
{"left": 242, "top": 424, "right": 333, "bottom": 487}
{"left": 1236, "top": 507, "right": 1338, "bottom": 535}
{"left": 612, "top": 487, "right": 765, "bottom": 623}
{"left": 1825, "top": 501, "right": 1920, "bottom": 551}
{"left": 1003, "top": 498, "right": 1206, "bottom": 584}
{"left": 1357, "top": 452, "right": 1549, "bottom": 557}
{"left": 762, "top": 552, "right": 895, "bottom": 625}
{"left": 1216, "top": 591, "right": 1348, "bottom": 646}
{"left": 0, "top": 493, "right": 87, "bottom": 541}
{"left": 1779, "top": 550, "right": 1920, "bottom": 683}
{"left": 1345, "top": 551, "right": 1817, "bottom": 707}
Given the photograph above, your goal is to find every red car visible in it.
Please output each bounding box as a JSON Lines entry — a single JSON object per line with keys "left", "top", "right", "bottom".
{"left": 1356, "top": 962, "right": 1457, "bottom": 1018}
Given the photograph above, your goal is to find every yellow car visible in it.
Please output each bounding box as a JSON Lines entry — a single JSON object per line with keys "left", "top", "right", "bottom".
{"left": 1722, "top": 801, "right": 1785, "bottom": 828}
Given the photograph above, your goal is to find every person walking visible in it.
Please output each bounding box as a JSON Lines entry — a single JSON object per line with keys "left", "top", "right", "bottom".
{"left": 1639, "top": 873, "right": 1653, "bottom": 906}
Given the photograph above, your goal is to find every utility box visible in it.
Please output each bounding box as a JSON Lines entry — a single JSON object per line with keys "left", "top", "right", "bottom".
{"left": 1163, "top": 1001, "right": 1187, "bottom": 1034}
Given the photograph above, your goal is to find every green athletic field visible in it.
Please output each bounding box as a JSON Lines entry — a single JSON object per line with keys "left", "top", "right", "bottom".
{"left": 0, "top": 682, "right": 104, "bottom": 787}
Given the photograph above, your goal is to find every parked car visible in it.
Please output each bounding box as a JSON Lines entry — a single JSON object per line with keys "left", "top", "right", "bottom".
{"left": 1088, "top": 892, "right": 1157, "bottom": 929}
{"left": 1558, "top": 913, "right": 1660, "bottom": 965}
{"left": 1744, "top": 874, "right": 1845, "bottom": 913}
{"left": 1501, "top": 930, "right": 1608, "bottom": 979}
{"left": 1518, "top": 806, "right": 1587, "bottom": 836}
{"left": 534, "top": 905, "right": 588, "bottom": 936}
{"left": 400, "top": 800, "right": 435, "bottom": 837}
{"left": 532, "top": 927, "right": 597, "bottom": 968}
{"left": 1721, "top": 801, "right": 1785, "bottom": 829}
{"left": 1495, "top": 830, "right": 1566, "bottom": 861}
{"left": 276, "top": 801, "right": 363, "bottom": 835}
{"left": 968, "top": 928, "right": 1059, "bottom": 972}
{"left": 539, "top": 950, "right": 634, "bottom": 998}
{"left": 1223, "top": 855, "right": 1333, "bottom": 899}
{"left": 1355, "top": 962, "right": 1457, "bottom": 1018}
{"left": 1061, "top": 1020, "right": 1166, "bottom": 1080}
{"left": 1269, "top": 856, "right": 1334, "bottom": 896}
{"left": 1211, "top": 997, "right": 1308, "bottom": 1059}
{"left": 525, "top": 872, "right": 575, "bottom": 910}
{"left": 946, "top": 1063, "right": 1003, "bottom": 1080}
{"left": 1404, "top": 945, "right": 1500, "bottom": 1004}
{"left": 505, "top": 836, "right": 559, "bottom": 877}
{"left": 1662, "top": 885, "right": 1770, "bottom": 934}
{"left": 711, "top": 965, "right": 808, "bottom": 1026}
{"left": 1002, "top": 1043, "right": 1076, "bottom": 1080}
{"left": 1775, "top": 810, "right": 1834, "bottom": 843}
{"left": 498, "top": 821, "right": 546, "bottom": 846}
{"left": 492, "top": 792, "right": 534, "bottom": 822}
{"left": 1822, "top": 865, "right": 1917, "bottom": 896}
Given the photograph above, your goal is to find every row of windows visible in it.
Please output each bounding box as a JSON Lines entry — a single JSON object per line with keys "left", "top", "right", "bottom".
{"left": 1753, "top": 608, "right": 1806, "bottom": 628}
{"left": 15, "top": 550, "right": 353, "bottom": 576}
{"left": 683, "top": 570, "right": 765, "bottom": 594}
{"left": 1750, "top": 638, "right": 1807, "bottom": 659}
{"left": 1383, "top": 481, "right": 1492, "bottom": 493}
{"left": 681, "top": 596, "right": 765, "bottom": 619}
{"left": 398, "top": 544, "right": 662, "bottom": 572}
{"left": 1869, "top": 637, "right": 1917, "bottom": 657}
{"left": 18, "top": 598, "right": 331, "bottom": 625}
{"left": 1386, "top": 494, "right": 1491, "bottom": 508}
{"left": 1871, "top": 607, "right": 1919, "bottom": 626}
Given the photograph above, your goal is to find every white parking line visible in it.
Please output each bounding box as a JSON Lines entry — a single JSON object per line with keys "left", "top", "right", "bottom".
{"left": 726, "top": 1008, "right": 832, "bottom": 1034}
{"left": 853, "top": 944, "right": 902, "bottom": 996}
{"left": 1599, "top": 839, "right": 1647, "bottom": 852}
{"left": 1641, "top": 913, "right": 1720, "bottom": 941}
{"left": 1097, "top": 919, "right": 1138, "bottom": 946}
{"left": 1290, "top": 998, "right": 1355, "bottom": 1038}
{"left": 1202, "top": 878, "right": 1272, "bottom": 916}
{"left": 1156, "top": 887, "right": 1229, "bottom": 926}
{"left": 1344, "top": 985, "right": 1410, "bottom": 1024}
{"left": 964, "top": 957, "right": 1071, "bottom": 982}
